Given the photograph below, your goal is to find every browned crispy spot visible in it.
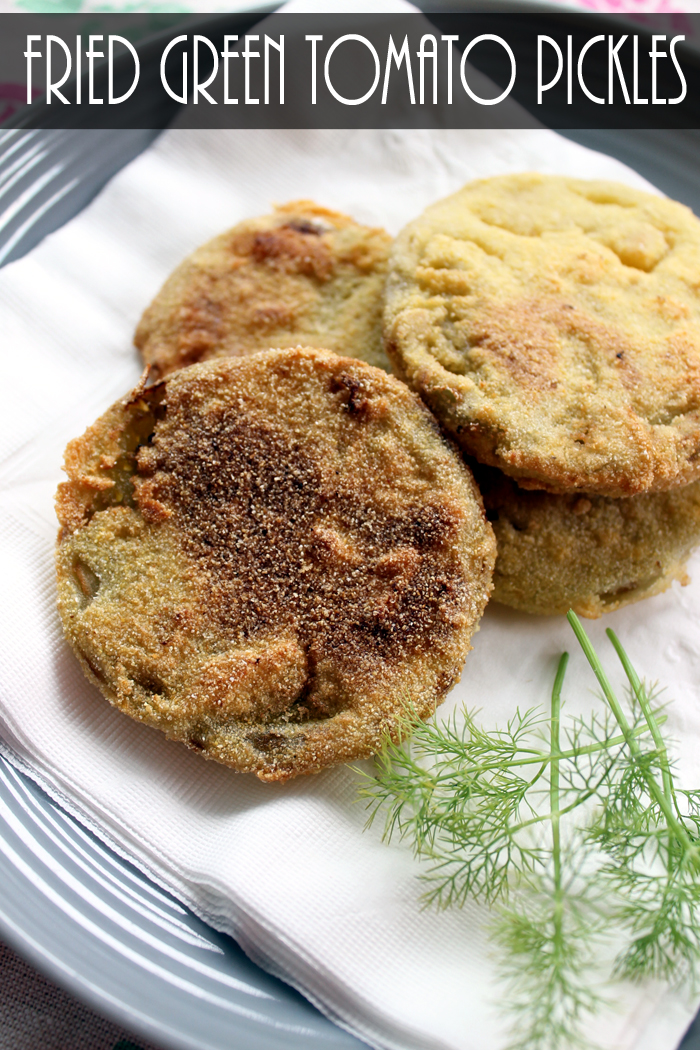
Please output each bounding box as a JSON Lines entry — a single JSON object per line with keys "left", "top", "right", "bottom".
{"left": 145, "top": 403, "right": 466, "bottom": 674}
{"left": 465, "top": 300, "right": 560, "bottom": 390}
{"left": 285, "top": 219, "right": 323, "bottom": 236}
{"left": 251, "top": 226, "right": 333, "bottom": 280}
{"left": 175, "top": 293, "right": 224, "bottom": 368}
{"left": 251, "top": 303, "right": 296, "bottom": 329}
{"left": 330, "top": 372, "right": 371, "bottom": 416}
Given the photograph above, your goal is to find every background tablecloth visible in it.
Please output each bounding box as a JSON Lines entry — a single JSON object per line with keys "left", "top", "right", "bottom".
{"left": 0, "top": 939, "right": 166, "bottom": 1050}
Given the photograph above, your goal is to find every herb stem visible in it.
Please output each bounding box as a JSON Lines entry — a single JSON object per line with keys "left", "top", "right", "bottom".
{"left": 606, "top": 628, "right": 674, "bottom": 806}
{"left": 567, "top": 611, "right": 693, "bottom": 852}
{"left": 551, "top": 653, "right": 567, "bottom": 900}
{"left": 503, "top": 786, "right": 602, "bottom": 837}
{"left": 426, "top": 726, "right": 650, "bottom": 781}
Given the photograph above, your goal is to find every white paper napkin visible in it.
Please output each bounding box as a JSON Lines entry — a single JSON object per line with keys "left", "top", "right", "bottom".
{"left": 1, "top": 126, "right": 700, "bottom": 1050}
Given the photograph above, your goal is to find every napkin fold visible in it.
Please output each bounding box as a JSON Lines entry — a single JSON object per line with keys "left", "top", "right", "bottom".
{"left": 1, "top": 125, "right": 700, "bottom": 1050}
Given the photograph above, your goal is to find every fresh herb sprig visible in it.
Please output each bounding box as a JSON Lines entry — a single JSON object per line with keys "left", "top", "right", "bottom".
{"left": 361, "top": 612, "right": 700, "bottom": 1049}
{"left": 570, "top": 615, "right": 700, "bottom": 987}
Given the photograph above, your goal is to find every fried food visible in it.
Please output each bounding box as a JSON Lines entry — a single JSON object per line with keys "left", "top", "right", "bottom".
{"left": 56, "top": 348, "right": 495, "bottom": 782}
{"left": 385, "top": 173, "right": 700, "bottom": 497}
{"left": 136, "top": 201, "right": 392, "bottom": 377}
{"left": 475, "top": 462, "right": 700, "bottom": 618}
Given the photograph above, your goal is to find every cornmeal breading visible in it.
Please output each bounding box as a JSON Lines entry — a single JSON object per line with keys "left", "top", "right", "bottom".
{"left": 385, "top": 173, "right": 700, "bottom": 497}
{"left": 474, "top": 463, "right": 700, "bottom": 618}
{"left": 136, "top": 201, "right": 392, "bottom": 377}
{"left": 56, "top": 349, "right": 495, "bottom": 782}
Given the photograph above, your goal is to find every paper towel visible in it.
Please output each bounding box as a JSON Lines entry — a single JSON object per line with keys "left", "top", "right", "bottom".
{"left": 1, "top": 125, "right": 699, "bottom": 1050}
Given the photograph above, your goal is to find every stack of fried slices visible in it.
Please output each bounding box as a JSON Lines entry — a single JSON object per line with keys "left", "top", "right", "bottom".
{"left": 385, "top": 173, "right": 700, "bottom": 618}
{"left": 55, "top": 178, "right": 700, "bottom": 781}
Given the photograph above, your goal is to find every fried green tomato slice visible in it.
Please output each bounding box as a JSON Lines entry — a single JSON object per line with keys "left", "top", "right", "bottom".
{"left": 136, "top": 200, "right": 393, "bottom": 377}
{"left": 56, "top": 349, "right": 495, "bottom": 782}
{"left": 474, "top": 462, "right": 700, "bottom": 618}
{"left": 385, "top": 173, "right": 700, "bottom": 497}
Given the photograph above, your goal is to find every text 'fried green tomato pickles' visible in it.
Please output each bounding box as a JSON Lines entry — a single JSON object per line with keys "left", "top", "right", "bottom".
{"left": 473, "top": 463, "right": 700, "bottom": 619}
{"left": 384, "top": 173, "right": 700, "bottom": 498}
{"left": 56, "top": 348, "right": 496, "bottom": 782}
{"left": 136, "top": 200, "right": 393, "bottom": 378}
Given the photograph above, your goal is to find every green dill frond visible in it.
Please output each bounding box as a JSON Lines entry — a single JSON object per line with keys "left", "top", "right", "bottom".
{"left": 493, "top": 866, "right": 606, "bottom": 1050}
{"left": 361, "top": 615, "right": 700, "bottom": 1047}
{"left": 361, "top": 701, "right": 555, "bottom": 906}
{"left": 677, "top": 790, "right": 700, "bottom": 832}
{"left": 570, "top": 615, "right": 700, "bottom": 990}
{"left": 611, "top": 865, "right": 700, "bottom": 986}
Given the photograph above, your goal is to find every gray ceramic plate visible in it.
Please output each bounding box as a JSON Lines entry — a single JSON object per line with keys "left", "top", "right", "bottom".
{"left": 1, "top": 109, "right": 700, "bottom": 1050}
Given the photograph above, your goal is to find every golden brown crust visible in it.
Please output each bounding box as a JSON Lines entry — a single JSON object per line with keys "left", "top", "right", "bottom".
{"left": 474, "top": 462, "right": 700, "bottom": 618}
{"left": 385, "top": 173, "right": 700, "bottom": 497}
{"left": 56, "top": 349, "right": 495, "bottom": 781}
{"left": 136, "top": 201, "right": 393, "bottom": 377}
